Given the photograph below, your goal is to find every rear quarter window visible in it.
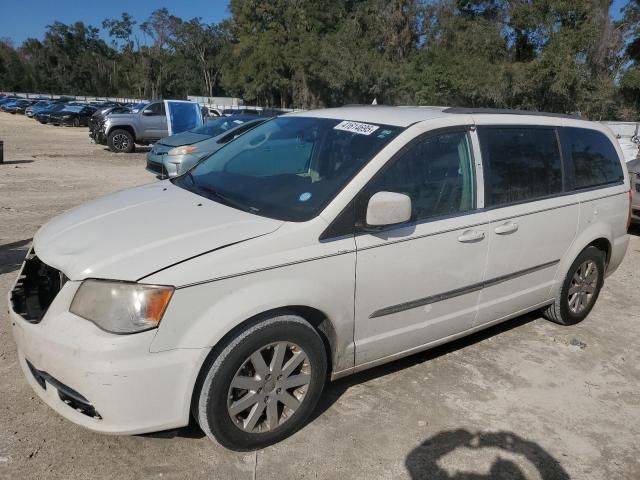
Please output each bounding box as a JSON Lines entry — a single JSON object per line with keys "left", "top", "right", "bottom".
{"left": 560, "top": 127, "right": 624, "bottom": 190}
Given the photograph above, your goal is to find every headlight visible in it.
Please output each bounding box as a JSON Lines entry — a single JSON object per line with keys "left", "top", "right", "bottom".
{"left": 63, "top": 115, "right": 72, "bottom": 119}
{"left": 70, "top": 280, "right": 174, "bottom": 334}
{"left": 168, "top": 145, "right": 198, "bottom": 156}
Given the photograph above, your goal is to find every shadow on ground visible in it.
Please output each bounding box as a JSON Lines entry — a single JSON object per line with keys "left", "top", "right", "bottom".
{"left": 0, "top": 238, "right": 31, "bottom": 275}
{"left": 0, "top": 160, "right": 34, "bottom": 165}
{"left": 628, "top": 224, "right": 640, "bottom": 237}
{"left": 102, "top": 146, "right": 151, "bottom": 154}
{"left": 405, "top": 429, "right": 570, "bottom": 479}
{"left": 311, "top": 312, "right": 539, "bottom": 424}
{"left": 141, "top": 416, "right": 206, "bottom": 440}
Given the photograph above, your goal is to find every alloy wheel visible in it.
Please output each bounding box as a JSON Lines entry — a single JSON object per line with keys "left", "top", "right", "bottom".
{"left": 227, "top": 342, "right": 311, "bottom": 433}
{"left": 112, "top": 134, "right": 130, "bottom": 151}
{"left": 567, "top": 260, "right": 598, "bottom": 315}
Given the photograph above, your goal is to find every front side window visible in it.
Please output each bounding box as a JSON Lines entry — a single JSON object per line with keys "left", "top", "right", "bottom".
{"left": 560, "top": 127, "right": 624, "bottom": 190}
{"left": 173, "top": 117, "right": 402, "bottom": 221}
{"left": 479, "top": 127, "right": 562, "bottom": 207}
{"left": 363, "top": 131, "right": 476, "bottom": 222}
{"left": 144, "top": 103, "right": 164, "bottom": 116}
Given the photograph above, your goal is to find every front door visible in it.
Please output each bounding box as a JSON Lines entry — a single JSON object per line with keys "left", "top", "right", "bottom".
{"left": 141, "top": 102, "right": 167, "bottom": 140}
{"left": 354, "top": 128, "right": 490, "bottom": 366}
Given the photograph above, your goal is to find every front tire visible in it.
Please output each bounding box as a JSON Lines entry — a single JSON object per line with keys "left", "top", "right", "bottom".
{"left": 193, "top": 314, "right": 327, "bottom": 451}
{"left": 542, "top": 246, "right": 605, "bottom": 326}
{"left": 107, "top": 129, "right": 135, "bottom": 153}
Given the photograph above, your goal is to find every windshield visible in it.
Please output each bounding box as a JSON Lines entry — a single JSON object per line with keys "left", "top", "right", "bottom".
{"left": 173, "top": 116, "right": 402, "bottom": 221}
{"left": 190, "top": 117, "right": 252, "bottom": 137}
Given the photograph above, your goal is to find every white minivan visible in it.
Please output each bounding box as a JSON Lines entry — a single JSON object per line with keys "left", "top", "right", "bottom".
{"left": 9, "top": 107, "right": 630, "bottom": 450}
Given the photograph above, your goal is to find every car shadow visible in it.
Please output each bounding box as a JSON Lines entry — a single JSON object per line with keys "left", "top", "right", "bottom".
{"left": 101, "top": 146, "right": 151, "bottom": 154}
{"left": 628, "top": 224, "right": 640, "bottom": 237}
{"left": 0, "top": 238, "right": 31, "bottom": 275}
{"left": 139, "top": 416, "right": 206, "bottom": 440}
{"left": 0, "top": 160, "right": 34, "bottom": 165}
{"left": 310, "top": 313, "right": 539, "bottom": 424}
{"left": 405, "top": 429, "right": 570, "bottom": 479}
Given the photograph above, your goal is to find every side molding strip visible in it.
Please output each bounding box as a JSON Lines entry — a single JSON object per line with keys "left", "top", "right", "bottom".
{"left": 369, "top": 259, "right": 560, "bottom": 319}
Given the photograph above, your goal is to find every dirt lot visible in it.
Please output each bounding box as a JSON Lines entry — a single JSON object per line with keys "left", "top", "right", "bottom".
{"left": 1, "top": 112, "right": 639, "bottom": 480}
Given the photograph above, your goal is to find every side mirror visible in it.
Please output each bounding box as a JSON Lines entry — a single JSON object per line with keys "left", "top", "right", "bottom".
{"left": 366, "top": 191, "right": 412, "bottom": 227}
{"left": 142, "top": 109, "right": 153, "bottom": 116}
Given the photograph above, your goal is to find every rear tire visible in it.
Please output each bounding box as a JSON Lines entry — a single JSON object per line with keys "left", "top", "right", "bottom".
{"left": 193, "top": 314, "right": 327, "bottom": 451}
{"left": 107, "top": 129, "right": 135, "bottom": 153}
{"left": 542, "top": 246, "right": 605, "bottom": 326}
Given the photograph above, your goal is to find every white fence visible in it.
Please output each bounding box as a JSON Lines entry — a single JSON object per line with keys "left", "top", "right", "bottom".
{"left": 1, "top": 92, "right": 146, "bottom": 103}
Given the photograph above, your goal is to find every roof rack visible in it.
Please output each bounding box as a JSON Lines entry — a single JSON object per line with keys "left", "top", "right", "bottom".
{"left": 442, "top": 107, "right": 580, "bottom": 119}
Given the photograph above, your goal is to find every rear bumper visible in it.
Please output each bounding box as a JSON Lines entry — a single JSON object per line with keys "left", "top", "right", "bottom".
{"left": 8, "top": 278, "right": 204, "bottom": 435}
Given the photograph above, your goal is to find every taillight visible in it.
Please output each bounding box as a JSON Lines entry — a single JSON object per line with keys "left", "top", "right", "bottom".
{"left": 628, "top": 189, "right": 633, "bottom": 230}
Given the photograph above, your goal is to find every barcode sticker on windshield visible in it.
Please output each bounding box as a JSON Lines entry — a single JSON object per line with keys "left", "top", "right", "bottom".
{"left": 334, "top": 120, "right": 379, "bottom": 135}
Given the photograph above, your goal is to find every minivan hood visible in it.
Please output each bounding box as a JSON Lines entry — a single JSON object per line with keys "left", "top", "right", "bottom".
{"left": 158, "top": 131, "right": 210, "bottom": 147}
{"left": 33, "top": 182, "right": 283, "bottom": 281}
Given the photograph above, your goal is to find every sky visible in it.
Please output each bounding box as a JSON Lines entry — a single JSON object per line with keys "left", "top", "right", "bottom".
{"left": 0, "top": 0, "right": 633, "bottom": 46}
{"left": 1, "top": 0, "right": 231, "bottom": 45}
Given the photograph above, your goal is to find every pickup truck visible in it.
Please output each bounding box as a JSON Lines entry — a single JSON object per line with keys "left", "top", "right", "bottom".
{"left": 91, "top": 101, "right": 169, "bottom": 153}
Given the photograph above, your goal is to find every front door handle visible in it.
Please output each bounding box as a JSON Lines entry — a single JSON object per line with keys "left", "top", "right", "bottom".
{"left": 494, "top": 222, "right": 519, "bottom": 235}
{"left": 458, "top": 230, "right": 485, "bottom": 243}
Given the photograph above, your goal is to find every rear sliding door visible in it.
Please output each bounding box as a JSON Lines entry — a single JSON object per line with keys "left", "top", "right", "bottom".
{"left": 475, "top": 125, "right": 579, "bottom": 327}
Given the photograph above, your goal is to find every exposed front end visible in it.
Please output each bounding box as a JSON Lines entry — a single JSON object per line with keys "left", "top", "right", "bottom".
{"left": 8, "top": 250, "right": 199, "bottom": 434}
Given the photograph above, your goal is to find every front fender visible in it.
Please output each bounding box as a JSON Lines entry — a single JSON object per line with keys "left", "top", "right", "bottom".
{"left": 149, "top": 252, "right": 356, "bottom": 373}
{"left": 105, "top": 123, "right": 138, "bottom": 139}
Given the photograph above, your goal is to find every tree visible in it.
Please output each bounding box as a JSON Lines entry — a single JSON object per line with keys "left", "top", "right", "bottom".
{"left": 171, "top": 18, "right": 229, "bottom": 97}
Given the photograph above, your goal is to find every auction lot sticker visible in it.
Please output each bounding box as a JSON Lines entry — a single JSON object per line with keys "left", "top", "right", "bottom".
{"left": 334, "top": 120, "right": 379, "bottom": 135}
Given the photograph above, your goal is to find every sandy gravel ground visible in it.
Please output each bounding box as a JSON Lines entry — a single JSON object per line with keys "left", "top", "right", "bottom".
{"left": 0, "top": 113, "right": 639, "bottom": 480}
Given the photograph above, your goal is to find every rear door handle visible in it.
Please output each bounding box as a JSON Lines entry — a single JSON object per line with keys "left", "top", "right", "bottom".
{"left": 494, "top": 222, "right": 519, "bottom": 235}
{"left": 458, "top": 230, "right": 485, "bottom": 243}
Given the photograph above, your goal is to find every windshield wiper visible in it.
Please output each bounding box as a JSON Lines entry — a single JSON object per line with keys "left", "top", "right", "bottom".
{"left": 197, "top": 185, "right": 259, "bottom": 213}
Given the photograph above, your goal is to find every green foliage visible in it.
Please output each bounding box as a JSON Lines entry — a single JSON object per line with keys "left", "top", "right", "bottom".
{"left": 1, "top": 1, "right": 640, "bottom": 119}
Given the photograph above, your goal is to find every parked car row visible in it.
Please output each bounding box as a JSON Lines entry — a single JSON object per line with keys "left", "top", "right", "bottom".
{"left": 88, "top": 100, "right": 271, "bottom": 178}
{"left": 0, "top": 94, "right": 134, "bottom": 130}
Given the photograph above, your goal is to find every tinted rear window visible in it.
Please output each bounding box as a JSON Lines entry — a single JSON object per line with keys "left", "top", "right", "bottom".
{"left": 560, "top": 127, "right": 623, "bottom": 190}
{"left": 478, "top": 127, "right": 563, "bottom": 207}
